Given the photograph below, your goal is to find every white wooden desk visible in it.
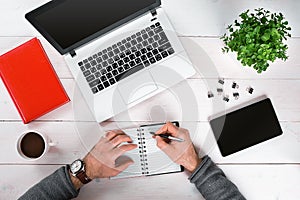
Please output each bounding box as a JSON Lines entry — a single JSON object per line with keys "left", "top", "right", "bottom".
{"left": 1, "top": 0, "right": 300, "bottom": 199}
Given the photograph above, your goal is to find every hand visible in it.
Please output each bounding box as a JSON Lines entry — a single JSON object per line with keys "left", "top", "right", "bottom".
{"left": 83, "top": 130, "right": 137, "bottom": 179}
{"left": 154, "top": 122, "right": 201, "bottom": 173}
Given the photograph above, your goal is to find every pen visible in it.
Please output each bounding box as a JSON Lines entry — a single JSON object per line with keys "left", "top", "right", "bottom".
{"left": 150, "top": 132, "right": 185, "bottom": 142}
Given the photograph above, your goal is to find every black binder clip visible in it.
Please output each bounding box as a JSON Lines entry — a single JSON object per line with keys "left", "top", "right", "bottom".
{"left": 223, "top": 95, "right": 229, "bottom": 102}
{"left": 217, "top": 88, "right": 223, "bottom": 95}
{"left": 208, "top": 91, "right": 214, "bottom": 98}
{"left": 232, "top": 82, "right": 239, "bottom": 89}
{"left": 246, "top": 87, "right": 254, "bottom": 94}
{"left": 218, "top": 78, "right": 225, "bottom": 85}
{"left": 233, "top": 92, "right": 239, "bottom": 100}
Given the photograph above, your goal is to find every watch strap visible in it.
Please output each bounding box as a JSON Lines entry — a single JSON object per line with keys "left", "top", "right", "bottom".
{"left": 76, "top": 170, "right": 92, "bottom": 184}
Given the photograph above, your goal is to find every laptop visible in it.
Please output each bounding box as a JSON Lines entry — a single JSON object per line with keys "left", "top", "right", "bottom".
{"left": 25, "top": 0, "right": 196, "bottom": 122}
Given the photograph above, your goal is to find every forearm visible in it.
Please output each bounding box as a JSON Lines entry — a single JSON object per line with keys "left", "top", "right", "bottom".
{"left": 18, "top": 166, "right": 79, "bottom": 200}
{"left": 189, "top": 156, "right": 246, "bottom": 200}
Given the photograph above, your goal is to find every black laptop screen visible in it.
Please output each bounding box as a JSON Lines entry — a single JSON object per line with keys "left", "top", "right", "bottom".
{"left": 26, "top": 0, "right": 159, "bottom": 54}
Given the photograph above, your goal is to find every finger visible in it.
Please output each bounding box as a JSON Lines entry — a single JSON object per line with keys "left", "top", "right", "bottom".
{"left": 105, "top": 131, "right": 125, "bottom": 140}
{"left": 118, "top": 144, "right": 138, "bottom": 153}
{"left": 155, "top": 122, "right": 170, "bottom": 134}
{"left": 156, "top": 122, "right": 179, "bottom": 136}
{"left": 113, "top": 144, "right": 138, "bottom": 158}
{"left": 112, "top": 129, "right": 126, "bottom": 134}
{"left": 155, "top": 135, "right": 169, "bottom": 149}
{"left": 110, "top": 135, "right": 133, "bottom": 147}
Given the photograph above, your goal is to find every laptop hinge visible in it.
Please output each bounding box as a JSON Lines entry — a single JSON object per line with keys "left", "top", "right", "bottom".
{"left": 70, "top": 50, "right": 77, "bottom": 57}
{"left": 150, "top": 9, "right": 157, "bottom": 17}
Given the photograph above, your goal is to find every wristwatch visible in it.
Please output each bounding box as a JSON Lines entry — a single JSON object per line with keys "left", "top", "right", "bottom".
{"left": 69, "top": 159, "right": 92, "bottom": 184}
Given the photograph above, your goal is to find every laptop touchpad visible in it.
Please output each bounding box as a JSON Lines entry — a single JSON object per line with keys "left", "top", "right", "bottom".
{"left": 118, "top": 71, "right": 158, "bottom": 105}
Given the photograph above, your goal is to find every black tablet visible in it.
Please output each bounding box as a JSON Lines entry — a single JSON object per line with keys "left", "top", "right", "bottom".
{"left": 210, "top": 98, "right": 282, "bottom": 157}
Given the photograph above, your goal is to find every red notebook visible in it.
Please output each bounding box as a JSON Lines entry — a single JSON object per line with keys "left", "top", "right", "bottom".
{"left": 0, "top": 38, "right": 70, "bottom": 124}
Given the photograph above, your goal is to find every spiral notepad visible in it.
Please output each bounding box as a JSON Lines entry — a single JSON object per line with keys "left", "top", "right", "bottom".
{"left": 114, "top": 123, "right": 183, "bottom": 179}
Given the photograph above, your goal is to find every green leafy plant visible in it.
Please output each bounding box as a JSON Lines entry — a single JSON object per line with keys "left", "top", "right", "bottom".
{"left": 221, "top": 8, "right": 291, "bottom": 73}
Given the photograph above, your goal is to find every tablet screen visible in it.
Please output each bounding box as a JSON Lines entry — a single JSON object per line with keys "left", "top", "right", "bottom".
{"left": 209, "top": 98, "right": 282, "bottom": 157}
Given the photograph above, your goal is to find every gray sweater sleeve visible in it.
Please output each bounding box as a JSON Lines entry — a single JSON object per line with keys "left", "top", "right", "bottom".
{"left": 189, "top": 156, "right": 246, "bottom": 200}
{"left": 18, "top": 166, "right": 79, "bottom": 200}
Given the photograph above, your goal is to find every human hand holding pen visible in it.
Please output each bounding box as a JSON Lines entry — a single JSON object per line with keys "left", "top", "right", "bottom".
{"left": 153, "top": 122, "right": 202, "bottom": 173}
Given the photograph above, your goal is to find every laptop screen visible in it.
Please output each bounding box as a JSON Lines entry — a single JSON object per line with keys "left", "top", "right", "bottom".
{"left": 26, "top": 0, "right": 160, "bottom": 54}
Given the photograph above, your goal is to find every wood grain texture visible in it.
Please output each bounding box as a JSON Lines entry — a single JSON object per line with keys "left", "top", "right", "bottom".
{"left": 0, "top": 0, "right": 299, "bottom": 37}
{"left": 181, "top": 37, "right": 300, "bottom": 79}
{"left": 1, "top": 79, "right": 300, "bottom": 122}
{"left": 1, "top": 164, "right": 300, "bottom": 199}
{"left": 1, "top": 37, "right": 299, "bottom": 80}
{"left": 0, "top": 121, "right": 299, "bottom": 164}
{"left": 163, "top": 0, "right": 300, "bottom": 37}
{"left": 0, "top": 0, "right": 300, "bottom": 199}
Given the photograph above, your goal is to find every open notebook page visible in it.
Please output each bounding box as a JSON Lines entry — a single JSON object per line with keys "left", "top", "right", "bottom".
{"left": 142, "top": 125, "right": 182, "bottom": 175}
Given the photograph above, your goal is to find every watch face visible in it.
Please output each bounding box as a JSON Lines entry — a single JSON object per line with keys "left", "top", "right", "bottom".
{"left": 70, "top": 160, "right": 83, "bottom": 173}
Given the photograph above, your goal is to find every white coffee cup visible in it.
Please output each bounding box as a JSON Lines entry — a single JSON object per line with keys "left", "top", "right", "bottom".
{"left": 16, "top": 130, "right": 57, "bottom": 161}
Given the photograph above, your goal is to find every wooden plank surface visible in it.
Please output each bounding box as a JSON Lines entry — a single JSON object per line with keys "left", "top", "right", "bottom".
{"left": 163, "top": 0, "right": 300, "bottom": 37}
{"left": 181, "top": 37, "right": 300, "bottom": 79}
{"left": 1, "top": 0, "right": 300, "bottom": 199}
{"left": 0, "top": 121, "right": 299, "bottom": 164}
{"left": 1, "top": 79, "right": 300, "bottom": 122}
{"left": 0, "top": 0, "right": 299, "bottom": 37}
{"left": 1, "top": 164, "right": 300, "bottom": 200}
{"left": 0, "top": 37, "right": 299, "bottom": 80}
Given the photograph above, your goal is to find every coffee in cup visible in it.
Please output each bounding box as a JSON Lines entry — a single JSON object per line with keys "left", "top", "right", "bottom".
{"left": 17, "top": 131, "right": 56, "bottom": 160}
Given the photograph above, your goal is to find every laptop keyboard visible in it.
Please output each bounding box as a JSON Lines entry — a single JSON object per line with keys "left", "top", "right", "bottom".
{"left": 77, "top": 22, "right": 175, "bottom": 94}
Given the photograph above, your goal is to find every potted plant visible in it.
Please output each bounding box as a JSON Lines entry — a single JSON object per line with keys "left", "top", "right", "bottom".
{"left": 221, "top": 8, "right": 291, "bottom": 73}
